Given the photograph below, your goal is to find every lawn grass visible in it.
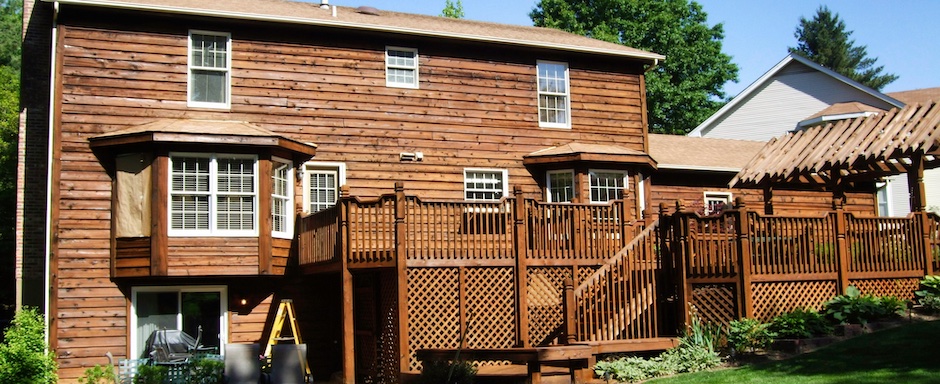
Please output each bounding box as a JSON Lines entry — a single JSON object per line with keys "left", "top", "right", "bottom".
{"left": 648, "top": 320, "right": 940, "bottom": 384}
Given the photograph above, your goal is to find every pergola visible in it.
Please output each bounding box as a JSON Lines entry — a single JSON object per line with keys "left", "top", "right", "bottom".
{"left": 731, "top": 101, "right": 940, "bottom": 214}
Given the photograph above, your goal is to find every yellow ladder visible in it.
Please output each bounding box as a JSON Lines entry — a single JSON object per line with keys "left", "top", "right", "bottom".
{"left": 263, "top": 299, "right": 310, "bottom": 376}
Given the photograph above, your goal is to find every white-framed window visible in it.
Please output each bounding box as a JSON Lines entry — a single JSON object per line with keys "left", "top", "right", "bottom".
{"left": 188, "top": 31, "right": 231, "bottom": 108}
{"left": 303, "top": 162, "right": 346, "bottom": 214}
{"left": 271, "top": 158, "right": 293, "bottom": 238}
{"left": 589, "top": 170, "right": 627, "bottom": 203}
{"left": 704, "top": 192, "right": 732, "bottom": 215}
{"left": 875, "top": 182, "right": 891, "bottom": 217}
{"left": 386, "top": 47, "right": 418, "bottom": 88}
{"left": 537, "top": 60, "right": 570, "bottom": 128}
{"left": 546, "top": 170, "right": 574, "bottom": 203}
{"left": 130, "top": 286, "right": 227, "bottom": 359}
{"left": 464, "top": 168, "right": 508, "bottom": 201}
{"left": 169, "top": 153, "right": 258, "bottom": 236}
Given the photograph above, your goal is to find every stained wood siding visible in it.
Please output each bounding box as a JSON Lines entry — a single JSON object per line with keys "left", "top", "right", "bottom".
{"left": 650, "top": 184, "right": 876, "bottom": 216}
{"left": 166, "top": 238, "right": 260, "bottom": 276}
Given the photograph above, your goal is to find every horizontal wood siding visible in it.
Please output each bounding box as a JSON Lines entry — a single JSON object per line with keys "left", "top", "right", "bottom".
{"left": 271, "top": 238, "right": 292, "bottom": 275}
{"left": 114, "top": 237, "right": 151, "bottom": 277}
{"left": 229, "top": 294, "right": 273, "bottom": 344}
{"left": 166, "top": 237, "right": 260, "bottom": 276}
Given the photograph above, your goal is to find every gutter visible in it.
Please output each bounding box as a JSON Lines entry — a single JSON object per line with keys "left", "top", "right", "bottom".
{"left": 44, "top": 0, "right": 665, "bottom": 63}
{"left": 44, "top": 0, "right": 59, "bottom": 348}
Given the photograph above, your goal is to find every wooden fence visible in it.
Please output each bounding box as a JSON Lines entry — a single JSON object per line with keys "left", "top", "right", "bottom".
{"left": 662, "top": 199, "right": 939, "bottom": 323}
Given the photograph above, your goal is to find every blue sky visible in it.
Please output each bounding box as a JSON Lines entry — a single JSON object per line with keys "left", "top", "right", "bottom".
{"left": 325, "top": 0, "right": 939, "bottom": 97}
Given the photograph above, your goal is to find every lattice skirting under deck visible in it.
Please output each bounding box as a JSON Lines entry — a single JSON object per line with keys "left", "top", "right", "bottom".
{"left": 690, "top": 283, "right": 736, "bottom": 325}
{"left": 752, "top": 280, "right": 837, "bottom": 321}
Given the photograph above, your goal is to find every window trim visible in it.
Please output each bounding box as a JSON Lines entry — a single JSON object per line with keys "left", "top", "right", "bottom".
{"left": 536, "top": 60, "right": 571, "bottom": 129}
{"left": 385, "top": 46, "right": 419, "bottom": 89}
{"left": 588, "top": 169, "right": 628, "bottom": 204}
{"left": 302, "top": 162, "right": 346, "bottom": 214}
{"left": 129, "top": 285, "right": 228, "bottom": 359}
{"left": 464, "top": 168, "right": 509, "bottom": 201}
{"left": 188, "top": 30, "right": 232, "bottom": 109}
{"left": 546, "top": 169, "right": 575, "bottom": 203}
{"left": 271, "top": 157, "right": 293, "bottom": 239}
{"left": 168, "top": 152, "right": 259, "bottom": 237}
{"left": 703, "top": 192, "right": 733, "bottom": 215}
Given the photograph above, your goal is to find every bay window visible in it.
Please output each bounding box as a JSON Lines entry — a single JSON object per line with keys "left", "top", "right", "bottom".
{"left": 170, "top": 153, "right": 258, "bottom": 236}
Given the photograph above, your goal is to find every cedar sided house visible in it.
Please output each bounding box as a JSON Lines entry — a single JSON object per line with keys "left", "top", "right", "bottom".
{"left": 18, "top": 0, "right": 669, "bottom": 381}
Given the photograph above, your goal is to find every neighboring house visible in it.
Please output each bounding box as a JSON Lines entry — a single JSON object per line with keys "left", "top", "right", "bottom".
{"left": 648, "top": 134, "right": 876, "bottom": 216}
{"left": 687, "top": 53, "right": 939, "bottom": 217}
{"left": 17, "top": 0, "right": 667, "bottom": 381}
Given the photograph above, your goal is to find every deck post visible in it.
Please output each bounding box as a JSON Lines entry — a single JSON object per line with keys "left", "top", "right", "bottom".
{"left": 734, "top": 198, "right": 754, "bottom": 319}
{"left": 393, "top": 182, "right": 411, "bottom": 380}
{"left": 339, "top": 186, "right": 355, "bottom": 384}
{"left": 563, "top": 278, "right": 576, "bottom": 344}
{"left": 675, "top": 200, "right": 692, "bottom": 327}
{"left": 920, "top": 211, "right": 935, "bottom": 276}
{"left": 513, "top": 186, "right": 530, "bottom": 347}
{"left": 832, "top": 195, "right": 850, "bottom": 294}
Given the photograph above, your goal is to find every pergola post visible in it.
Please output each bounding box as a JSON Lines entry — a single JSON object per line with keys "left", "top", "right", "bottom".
{"left": 908, "top": 152, "right": 927, "bottom": 212}
{"left": 762, "top": 184, "right": 774, "bottom": 215}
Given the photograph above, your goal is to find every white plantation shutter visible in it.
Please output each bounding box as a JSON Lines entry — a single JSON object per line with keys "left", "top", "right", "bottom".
{"left": 169, "top": 154, "right": 257, "bottom": 235}
{"left": 216, "top": 157, "right": 255, "bottom": 231}
{"left": 171, "top": 157, "right": 211, "bottom": 230}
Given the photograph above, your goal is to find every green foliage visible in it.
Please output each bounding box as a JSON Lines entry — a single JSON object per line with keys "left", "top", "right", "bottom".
{"left": 133, "top": 364, "right": 166, "bottom": 384}
{"left": 440, "top": 0, "right": 464, "bottom": 19}
{"left": 530, "top": 0, "right": 739, "bottom": 135}
{"left": 680, "top": 306, "right": 724, "bottom": 353}
{"left": 186, "top": 356, "right": 224, "bottom": 384}
{"left": 0, "top": 0, "right": 21, "bottom": 71}
{"left": 769, "top": 308, "right": 832, "bottom": 339}
{"left": 727, "top": 318, "right": 775, "bottom": 353}
{"left": 915, "top": 275, "right": 940, "bottom": 312}
{"left": 0, "top": 307, "right": 58, "bottom": 383}
{"left": 417, "top": 360, "right": 476, "bottom": 384}
{"left": 78, "top": 364, "right": 116, "bottom": 384}
{"left": 790, "top": 6, "right": 897, "bottom": 90}
{"left": 822, "top": 286, "right": 906, "bottom": 325}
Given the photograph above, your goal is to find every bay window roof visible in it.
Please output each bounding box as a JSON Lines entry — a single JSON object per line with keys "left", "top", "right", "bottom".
{"left": 523, "top": 142, "right": 656, "bottom": 170}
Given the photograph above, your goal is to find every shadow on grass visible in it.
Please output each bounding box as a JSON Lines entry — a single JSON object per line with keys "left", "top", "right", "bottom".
{"left": 651, "top": 320, "right": 940, "bottom": 384}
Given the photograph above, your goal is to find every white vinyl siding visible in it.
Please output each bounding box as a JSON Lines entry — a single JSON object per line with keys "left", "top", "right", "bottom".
{"left": 589, "top": 170, "right": 626, "bottom": 203}
{"left": 464, "top": 169, "right": 508, "bottom": 201}
{"left": 271, "top": 159, "right": 293, "bottom": 238}
{"left": 537, "top": 61, "right": 570, "bottom": 128}
{"left": 386, "top": 47, "right": 418, "bottom": 88}
{"left": 169, "top": 153, "right": 257, "bottom": 236}
{"left": 546, "top": 170, "right": 574, "bottom": 203}
{"left": 188, "top": 31, "right": 231, "bottom": 108}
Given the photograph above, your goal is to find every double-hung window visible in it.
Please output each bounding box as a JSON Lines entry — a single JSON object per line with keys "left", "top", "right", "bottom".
{"left": 271, "top": 159, "right": 293, "bottom": 238}
{"left": 170, "top": 153, "right": 257, "bottom": 236}
{"left": 704, "top": 192, "right": 732, "bottom": 215}
{"left": 546, "top": 170, "right": 574, "bottom": 203}
{"left": 386, "top": 47, "right": 418, "bottom": 88}
{"left": 537, "top": 61, "right": 570, "bottom": 128}
{"left": 589, "top": 170, "right": 627, "bottom": 203}
{"left": 303, "top": 162, "right": 346, "bottom": 214}
{"left": 464, "top": 169, "right": 508, "bottom": 201}
{"left": 189, "top": 31, "right": 231, "bottom": 108}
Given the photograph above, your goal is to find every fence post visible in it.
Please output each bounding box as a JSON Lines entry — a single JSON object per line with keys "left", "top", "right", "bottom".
{"left": 339, "top": 186, "right": 355, "bottom": 384}
{"left": 833, "top": 197, "right": 850, "bottom": 293}
{"left": 734, "top": 198, "right": 754, "bottom": 319}
{"left": 675, "top": 200, "right": 692, "bottom": 327}
{"left": 513, "top": 186, "right": 530, "bottom": 347}
{"left": 920, "top": 212, "right": 935, "bottom": 276}
{"left": 563, "top": 278, "right": 577, "bottom": 344}
{"left": 393, "top": 182, "right": 411, "bottom": 379}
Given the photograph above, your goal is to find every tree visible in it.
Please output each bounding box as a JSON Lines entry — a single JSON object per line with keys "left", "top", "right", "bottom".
{"left": 0, "top": 0, "right": 19, "bottom": 319}
{"left": 790, "top": 6, "right": 897, "bottom": 91}
{"left": 530, "top": 0, "right": 738, "bottom": 134}
{"left": 441, "top": 0, "right": 464, "bottom": 19}
{"left": 0, "top": 0, "right": 20, "bottom": 70}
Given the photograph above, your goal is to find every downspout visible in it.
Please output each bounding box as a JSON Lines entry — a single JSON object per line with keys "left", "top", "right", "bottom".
{"left": 44, "top": 0, "right": 60, "bottom": 347}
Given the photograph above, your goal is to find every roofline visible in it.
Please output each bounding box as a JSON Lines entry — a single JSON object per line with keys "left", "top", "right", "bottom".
{"left": 48, "top": 0, "right": 665, "bottom": 62}
{"left": 656, "top": 164, "right": 740, "bottom": 173}
{"left": 687, "top": 53, "right": 904, "bottom": 137}
{"left": 797, "top": 111, "right": 879, "bottom": 128}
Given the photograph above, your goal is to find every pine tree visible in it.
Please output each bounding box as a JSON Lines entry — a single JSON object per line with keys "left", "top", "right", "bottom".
{"left": 790, "top": 6, "right": 897, "bottom": 91}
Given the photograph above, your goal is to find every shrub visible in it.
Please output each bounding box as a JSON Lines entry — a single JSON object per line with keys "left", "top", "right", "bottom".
{"left": 595, "top": 356, "right": 661, "bottom": 383}
{"left": 416, "top": 360, "right": 476, "bottom": 384}
{"left": 0, "top": 307, "right": 58, "bottom": 383}
{"left": 915, "top": 275, "right": 940, "bottom": 312}
{"left": 78, "top": 364, "right": 116, "bottom": 384}
{"left": 134, "top": 364, "right": 167, "bottom": 384}
{"left": 823, "top": 286, "right": 906, "bottom": 325}
{"left": 727, "top": 318, "right": 775, "bottom": 353}
{"left": 187, "top": 356, "right": 224, "bottom": 384}
{"left": 769, "top": 308, "right": 832, "bottom": 339}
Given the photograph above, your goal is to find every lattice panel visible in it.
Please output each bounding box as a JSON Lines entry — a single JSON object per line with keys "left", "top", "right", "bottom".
{"left": 852, "top": 278, "right": 920, "bottom": 301}
{"left": 752, "top": 281, "right": 837, "bottom": 321}
{"left": 377, "top": 270, "right": 399, "bottom": 383}
{"left": 407, "top": 268, "right": 460, "bottom": 372}
{"left": 528, "top": 267, "right": 571, "bottom": 346}
{"left": 466, "top": 267, "right": 515, "bottom": 366}
{"left": 577, "top": 265, "right": 600, "bottom": 286}
{"left": 691, "top": 284, "right": 736, "bottom": 325}
{"left": 354, "top": 275, "right": 378, "bottom": 383}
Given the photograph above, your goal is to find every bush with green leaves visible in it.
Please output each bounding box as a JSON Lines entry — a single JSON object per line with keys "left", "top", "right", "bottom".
{"left": 133, "top": 364, "right": 167, "bottom": 384}
{"left": 727, "top": 318, "right": 775, "bottom": 353}
{"left": 0, "top": 307, "right": 58, "bottom": 383}
{"left": 823, "top": 286, "right": 906, "bottom": 325}
{"left": 769, "top": 307, "right": 832, "bottom": 339}
{"left": 915, "top": 275, "right": 940, "bottom": 312}
{"left": 416, "top": 360, "right": 476, "bottom": 384}
{"left": 187, "top": 356, "right": 224, "bottom": 384}
{"left": 78, "top": 364, "right": 116, "bottom": 384}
